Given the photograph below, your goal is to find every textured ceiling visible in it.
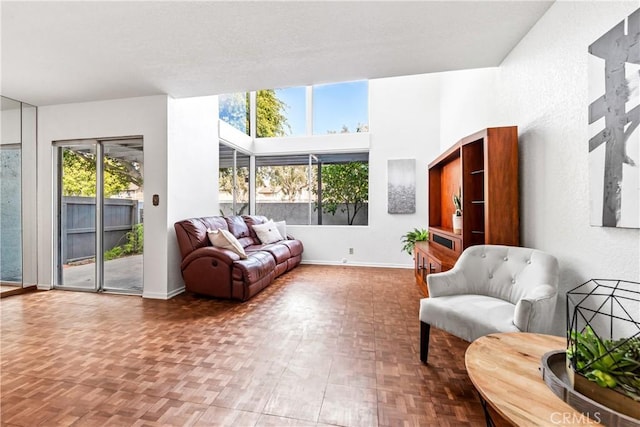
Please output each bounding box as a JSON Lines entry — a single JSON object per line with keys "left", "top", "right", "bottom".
{"left": 1, "top": 1, "right": 554, "bottom": 106}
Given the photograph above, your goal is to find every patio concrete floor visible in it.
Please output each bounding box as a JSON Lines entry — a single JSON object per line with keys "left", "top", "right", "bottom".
{"left": 62, "top": 254, "right": 143, "bottom": 293}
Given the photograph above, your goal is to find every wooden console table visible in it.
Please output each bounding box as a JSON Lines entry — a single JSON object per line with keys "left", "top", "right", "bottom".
{"left": 465, "top": 333, "right": 604, "bottom": 427}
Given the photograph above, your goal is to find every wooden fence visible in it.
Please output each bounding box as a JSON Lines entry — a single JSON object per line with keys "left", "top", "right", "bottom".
{"left": 61, "top": 196, "right": 141, "bottom": 263}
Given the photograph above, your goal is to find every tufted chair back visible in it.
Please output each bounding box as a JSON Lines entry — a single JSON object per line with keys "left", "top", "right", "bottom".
{"left": 455, "top": 245, "right": 559, "bottom": 305}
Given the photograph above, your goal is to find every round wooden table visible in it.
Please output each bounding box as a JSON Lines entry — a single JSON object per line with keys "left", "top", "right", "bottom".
{"left": 465, "top": 332, "right": 605, "bottom": 427}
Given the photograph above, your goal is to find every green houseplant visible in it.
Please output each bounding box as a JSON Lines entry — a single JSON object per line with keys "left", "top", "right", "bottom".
{"left": 401, "top": 228, "right": 428, "bottom": 256}
{"left": 565, "top": 279, "right": 640, "bottom": 420}
{"left": 452, "top": 188, "right": 462, "bottom": 234}
{"left": 567, "top": 327, "right": 640, "bottom": 401}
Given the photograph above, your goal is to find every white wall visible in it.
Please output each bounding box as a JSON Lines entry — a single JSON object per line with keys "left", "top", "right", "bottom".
{"left": 440, "top": 1, "right": 640, "bottom": 335}
{"left": 1, "top": 104, "right": 22, "bottom": 144}
{"left": 438, "top": 67, "right": 498, "bottom": 150}
{"left": 290, "top": 73, "right": 442, "bottom": 267}
{"left": 253, "top": 132, "right": 370, "bottom": 156}
{"left": 166, "top": 96, "right": 219, "bottom": 296}
{"left": 38, "top": 96, "right": 169, "bottom": 297}
{"left": 30, "top": 2, "right": 639, "bottom": 306}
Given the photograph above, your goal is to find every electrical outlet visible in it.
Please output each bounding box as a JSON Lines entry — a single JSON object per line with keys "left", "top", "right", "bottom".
{"left": 349, "top": 248, "right": 354, "bottom": 255}
{"left": 341, "top": 258, "right": 347, "bottom": 263}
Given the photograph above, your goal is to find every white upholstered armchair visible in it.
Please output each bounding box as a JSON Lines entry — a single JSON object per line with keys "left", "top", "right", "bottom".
{"left": 419, "top": 245, "right": 559, "bottom": 364}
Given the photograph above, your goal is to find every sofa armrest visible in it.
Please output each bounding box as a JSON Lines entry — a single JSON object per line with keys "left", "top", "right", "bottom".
{"left": 513, "top": 284, "right": 558, "bottom": 333}
{"left": 181, "top": 246, "right": 240, "bottom": 271}
{"left": 427, "top": 268, "right": 470, "bottom": 297}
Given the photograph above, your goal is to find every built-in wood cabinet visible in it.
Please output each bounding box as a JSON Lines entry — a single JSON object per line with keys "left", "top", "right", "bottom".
{"left": 414, "top": 241, "right": 457, "bottom": 297}
{"left": 416, "top": 127, "right": 520, "bottom": 296}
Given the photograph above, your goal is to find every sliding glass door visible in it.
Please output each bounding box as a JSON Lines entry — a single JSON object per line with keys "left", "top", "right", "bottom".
{"left": 102, "top": 142, "right": 143, "bottom": 293}
{"left": 58, "top": 144, "right": 98, "bottom": 290}
{"left": 56, "top": 138, "right": 143, "bottom": 294}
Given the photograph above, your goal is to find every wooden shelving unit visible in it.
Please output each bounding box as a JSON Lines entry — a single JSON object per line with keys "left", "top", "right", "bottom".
{"left": 415, "top": 127, "right": 520, "bottom": 296}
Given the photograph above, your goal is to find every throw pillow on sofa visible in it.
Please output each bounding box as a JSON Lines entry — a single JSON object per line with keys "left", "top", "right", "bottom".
{"left": 270, "top": 219, "right": 287, "bottom": 240}
{"left": 252, "top": 220, "right": 283, "bottom": 244}
{"left": 207, "top": 228, "right": 248, "bottom": 259}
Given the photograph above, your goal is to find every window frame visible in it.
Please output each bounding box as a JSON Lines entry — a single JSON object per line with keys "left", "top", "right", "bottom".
{"left": 254, "top": 152, "right": 369, "bottom": 226}
{"left": 220, "top": 80, "right": 369, "bottom": 140}
{"left": 218, "top": 142, "right": 252, "bottom": 216}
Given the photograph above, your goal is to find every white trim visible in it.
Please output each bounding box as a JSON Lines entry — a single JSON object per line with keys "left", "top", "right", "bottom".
{"left": 253, "top": 132, "right": 370, "bottom": 156}
{"left": 167, "top": 286, "right": 185, "bottom": 299}
{"left": 142, "top": 290, "right": 169, "bottom": 299}
{"left": 37, "top": 283, "right": 52, "bottom": 290}
{"left": 218, "top": 120, "right": 252, "bottom": 152}
{"left": 301, "top": 260, "right": 412, "bottom": 269}
{"left": 22, "top": 103, "right": 38, "bottom": 287}
{"left": 249, "top": 91, "right": 257, "bottom": 139}
{"left": 249, "top": 155, "right": 256, "bottom": 214}
{"left": 143, "top": 285, "right": 185, "bottom": 300}
{"left": 305, "top": 85, "right": 313, "bottom": 136}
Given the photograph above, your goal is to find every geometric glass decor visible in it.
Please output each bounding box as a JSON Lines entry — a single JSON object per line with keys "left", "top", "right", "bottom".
{"left": 566, "top": 279, "right": 640, "bottom": 406}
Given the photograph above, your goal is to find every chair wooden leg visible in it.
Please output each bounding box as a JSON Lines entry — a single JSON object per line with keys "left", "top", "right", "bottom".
{"left": 420, "top": 321, "right": 430, "bottom": 364}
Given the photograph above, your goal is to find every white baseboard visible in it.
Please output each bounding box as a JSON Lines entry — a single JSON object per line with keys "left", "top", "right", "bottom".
{"left": 167, "top": 286, "right": 186, "bottom": 299}
{"left": 142, "top": 286, "right": 185, "bottom": 300}
{"left": 300, "top": 260, "right": 412, "bottom": 269}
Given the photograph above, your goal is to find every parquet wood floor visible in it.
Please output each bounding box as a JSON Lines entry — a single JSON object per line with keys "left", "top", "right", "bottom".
{"left": 1, "top": 265, "right": 507, "bottom": 427}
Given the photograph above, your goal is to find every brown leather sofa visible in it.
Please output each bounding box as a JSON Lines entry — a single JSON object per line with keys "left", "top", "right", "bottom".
{"left": 174, "top": 215, "right": 303, "bottom": 301}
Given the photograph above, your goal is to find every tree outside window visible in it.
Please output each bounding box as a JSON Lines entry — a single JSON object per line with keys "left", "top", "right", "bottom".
{"left": 219, "top": 81, "right": 370, "bottom": 225}
{"left": 317, "top": 162, "right": 369, "bottom": 225}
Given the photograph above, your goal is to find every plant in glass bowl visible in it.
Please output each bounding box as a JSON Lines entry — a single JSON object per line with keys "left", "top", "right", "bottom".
{"left": 566, "top": 279, "right": 640, "bottom": 420}
{"left": 567, "top": 327, "right": 640, "bottom": 399}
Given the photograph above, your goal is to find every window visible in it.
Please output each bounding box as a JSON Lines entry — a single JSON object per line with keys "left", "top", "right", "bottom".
{"left": 313, "top": 81, "right": 368, "bottom": 134}
{"left": 219, "top": 143, "right": 251, "bottom": 215}
{"left": 240, "top": 79, "right": 368, "bottom": 138}
{"left": 316, "top": 153, "right": 369, "bottom": 225}
{"left": 257, "top": 87, "right": 306, "bottom": 137}
{"left": 218, "top": 80, "right": 370, "bottom": 225}
{"left": 255, "top": 153, "right": 368, "bottom": 225}
{"left": 255, "top": 155, "right": 315, "bottom": 224}
{"left": 219, "top": 92, "right": 249, "bottom": 135}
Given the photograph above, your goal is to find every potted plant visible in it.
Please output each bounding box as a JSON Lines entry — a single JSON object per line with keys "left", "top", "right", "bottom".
{"left": 566, "top": 279, "right": 640, "bottom": 420}
{"left": 452, "top": 188, "right": 462, "bottom": 234}
{"left": 566, "top": 327, "right": 640, "bottom": 419}
{"left": 401, "top": 228, "right": 428, "bottom": 256}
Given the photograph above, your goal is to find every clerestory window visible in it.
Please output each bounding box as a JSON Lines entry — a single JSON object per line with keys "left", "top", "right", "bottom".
{"left": 219, "top": 80, "right": 369, "bottom": 139}
{"left": 219, "top": 92, "right": 250, "bottom": 136}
